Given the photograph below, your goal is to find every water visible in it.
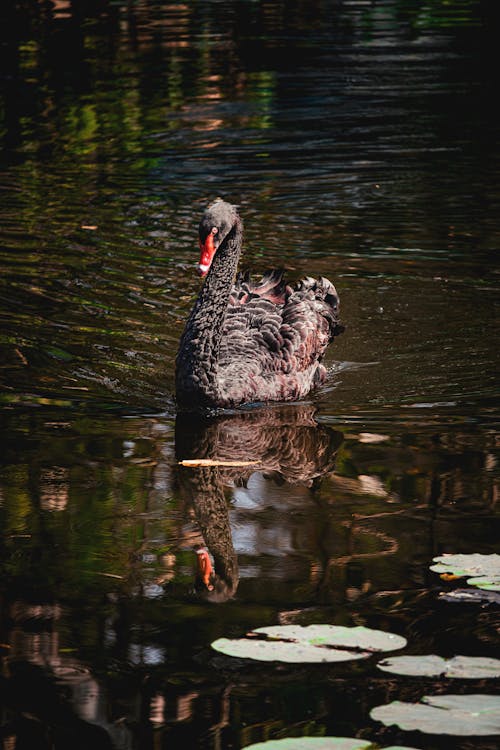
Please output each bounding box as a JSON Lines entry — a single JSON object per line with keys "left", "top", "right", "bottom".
{"left": 0, "top": 1, "right": 498, "bottom": 748}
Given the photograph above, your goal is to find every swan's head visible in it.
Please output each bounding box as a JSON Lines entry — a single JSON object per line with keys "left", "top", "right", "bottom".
{"left": 198, "top": 199, "right": 239, "bottom": 276}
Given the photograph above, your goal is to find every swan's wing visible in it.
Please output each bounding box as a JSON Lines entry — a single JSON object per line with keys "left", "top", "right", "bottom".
{"left": 229, "top": 269, "right": 292, "bottom": 307}
{"left": 219, "top": 271, "right": 343, "bottom": 388}
{"left": 279, "top": 275, "right": 343, "bottom": 372}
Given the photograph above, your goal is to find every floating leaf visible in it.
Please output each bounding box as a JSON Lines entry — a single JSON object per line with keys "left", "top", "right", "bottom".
{"left": 242, "top": 739, "right": 371, "bottom": 750}
{"left": 242, "top": 739, "right": 419, "bottom": 750}
{"left": 371, "top": 694, "right": 500, "bottom": 735}
{"left": 211, "top": 637, "right": 366, "bottom": 663}
{"left": 430, "top": 554, "right": 500, "bottom": 591}
{"left": 444, "top": 657, "right": 500, "bottom": 679}
{"left": 211, "top": 625, "right": 406, "bottom": 663}
{"left": 377, "top": 655, "right": 500, "bottom": 679}
{"left": 254, "top": 625, "right": 407, "bottom": 652}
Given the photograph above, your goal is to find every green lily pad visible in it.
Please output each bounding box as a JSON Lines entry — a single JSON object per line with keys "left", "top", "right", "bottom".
{"left": 211, "top": 625, "right": 406, "bottom": 663}
{"left": 242, "top": 740, "right": 371, "bottom": 750}
{"left": 377, "top": 655, "right": 500, "bottom": 679}
{"left": 371, "top": 694, "right": 500, "bottom": 735}
{"left": 430, "top": 554, "right": 500, "bottom": 591}
{"left": 242, "top": 739, "right": 420, "bottom": 750}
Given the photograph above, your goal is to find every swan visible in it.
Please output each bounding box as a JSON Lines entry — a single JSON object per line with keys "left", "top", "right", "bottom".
{"left": 175, "top": 199, "right": 343, "bottom": 410}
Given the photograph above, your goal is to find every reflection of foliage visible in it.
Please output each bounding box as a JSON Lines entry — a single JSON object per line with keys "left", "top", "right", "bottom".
{"left": 412, "top": 0, "right": 482, "bottom": 29}
{"left": 0, "top": 414, "right": 177, "bottom": 607}
{"left": 0, "top": 0, "right": 281, "bottom": 178}
{"left": 0, "top": 0, "right": 482, "bottom": 175}
{"left": 359, "top": 0, "right": 481, "bottom": 36}
{"left": 331, "top": 428, "right": 498, "bottom": 511}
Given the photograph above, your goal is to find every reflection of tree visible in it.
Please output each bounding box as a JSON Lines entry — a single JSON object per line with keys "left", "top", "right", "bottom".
{"left": 0, "top": 0, "right": 281, "bottom": 195}
{"left": 2, "top": 603, "right": 119, "bottom": 749}
{"left": 0, "top": 408, "right": 498, "bottom": 747}
{"left": 0, "top": 416, "right": 175, "bottom": 748}
{"left": 175, "top": 404, "right": 342, "bottom": 601}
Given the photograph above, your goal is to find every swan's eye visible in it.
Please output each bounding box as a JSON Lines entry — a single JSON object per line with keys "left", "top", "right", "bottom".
{"left": 211, "top": 227, "right": 218, "bottom": 235}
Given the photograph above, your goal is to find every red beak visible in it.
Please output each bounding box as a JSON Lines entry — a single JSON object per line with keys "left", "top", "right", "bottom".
{"left": 196, "top": 547, "right": 214, "bottom": 590}
{"left": 198, "top": 233, "right": 216, "bottom": 277}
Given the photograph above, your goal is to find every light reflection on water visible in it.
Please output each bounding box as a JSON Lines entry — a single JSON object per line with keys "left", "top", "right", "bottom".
{"left": 0, "top": 1, "right": 499, "bottom": 749}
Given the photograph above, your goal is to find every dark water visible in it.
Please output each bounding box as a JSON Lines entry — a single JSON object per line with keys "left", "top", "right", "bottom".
{"left": 0, "top": 1, "right": 499, "bottom": 748}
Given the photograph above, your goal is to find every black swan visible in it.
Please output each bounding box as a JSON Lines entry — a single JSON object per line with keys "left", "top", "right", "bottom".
{"left": 175, "top": 199, "right": 344, "bottom": 410}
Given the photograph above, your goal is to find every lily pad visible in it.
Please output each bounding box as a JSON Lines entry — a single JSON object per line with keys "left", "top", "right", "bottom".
{"left": 242, "top": 740, "right": 419, "bottom": 750}
{"left": 439, "top": 588, "right": 500, "bottom": 605}
{"left": 377, "top": 654, "right": 500, "bottom": 679}
{"left": 211, "top": 625, "right": 406, "bottom": 663}
{"left": 430, "top": 554, "right": 500, "bottom": 591}
{"left": 371, "top": 694, "right": 500, "bottom": 735}
{"left": 254, "top": 625, "right": 407, "bottom": 652}
{"left": 242, "top": 740, "right": 371, "bottom": 750}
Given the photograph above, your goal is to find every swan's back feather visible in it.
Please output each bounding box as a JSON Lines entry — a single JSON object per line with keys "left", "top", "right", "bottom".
{"left": 217, "top": 270, "right": 343, "bottom": 406}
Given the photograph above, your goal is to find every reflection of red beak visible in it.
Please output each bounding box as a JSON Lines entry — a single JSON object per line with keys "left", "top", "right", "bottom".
{"left": 198, "top": 233, "right": 216, "bottom": 277}
{"left": 196, "top": 547, "right": 214, "bottom": 590}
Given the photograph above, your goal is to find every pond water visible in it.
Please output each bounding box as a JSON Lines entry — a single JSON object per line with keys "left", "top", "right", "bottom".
{"left": 0, "top": 1, "right": 498, "bottom": 749}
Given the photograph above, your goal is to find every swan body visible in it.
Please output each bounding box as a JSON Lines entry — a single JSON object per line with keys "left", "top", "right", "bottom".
{"left": 175, "top": 200, "right": 343, "bottom": 410}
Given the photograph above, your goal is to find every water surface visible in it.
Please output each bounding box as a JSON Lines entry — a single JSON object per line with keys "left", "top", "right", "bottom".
{"left": 0, "top": 2, "right": 498, "bottom": 749}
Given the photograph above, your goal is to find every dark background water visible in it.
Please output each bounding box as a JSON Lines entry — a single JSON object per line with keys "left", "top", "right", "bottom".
{"left": 0, "top": 1, "right": 499, "bottom": 749}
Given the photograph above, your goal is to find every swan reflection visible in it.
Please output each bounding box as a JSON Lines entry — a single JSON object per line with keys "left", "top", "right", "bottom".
{"left": 175, "top": 404, "right": 343, "bottom": 602}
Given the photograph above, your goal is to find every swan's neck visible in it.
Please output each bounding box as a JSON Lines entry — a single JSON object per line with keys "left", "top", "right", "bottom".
{"left": 176, "top": 218, "right": 243, "bottom": 408}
